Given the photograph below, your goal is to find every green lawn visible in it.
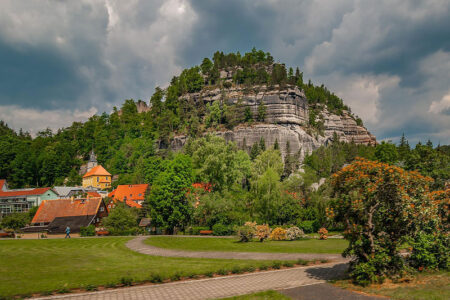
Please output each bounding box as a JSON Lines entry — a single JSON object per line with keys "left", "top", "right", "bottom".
{"left": 334, "top": 271, "right": 450, "bottom": 300}
{"left": 145, "top": 236, "right": 348, "bottom": 254}
{"left": 219, "top": 290, "right": 289, "bottom": 299}
{"left": 0, "top": 238, "right": 295, "bottom": 298}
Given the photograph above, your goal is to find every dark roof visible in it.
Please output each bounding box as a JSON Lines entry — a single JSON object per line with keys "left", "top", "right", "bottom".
{"left": 47, "top": 215, "right": 95, "bottom": 233}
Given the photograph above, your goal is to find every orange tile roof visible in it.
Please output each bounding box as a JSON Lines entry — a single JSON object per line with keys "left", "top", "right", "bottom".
{"left": 0, "top": 186, "right": 52, "bottom": 198}
{"left": 83, "top": 165, "right": 111, "bottom": 178}
{"left": 0, "top": 179, "right": 5, "bottom": 190}
{"left": 126, "top": 200, "right": 142, "bottom": 208}
{"left": 111, "top": 184, "right": 148, "bottom": 202}
{"left": 108, "top": 190, "right": 116, "bottom": 198}
{"left": 87, "top": 191, "right": 101, "bottom": 198}
{"left": 32, "top": 198, "right": 103, "bottom": 224}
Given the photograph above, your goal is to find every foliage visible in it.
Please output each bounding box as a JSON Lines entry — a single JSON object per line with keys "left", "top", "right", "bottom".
{"left": 146, "top": 154, "right": 193, "bottom": 232}
{"left": 409, "top": 232, "right": 449, "bottom": 271}
{"left": 318, "top": 227, "right": 328, "bottom": 240}
{"left": 0, "top": 212, "right": 30, "bottom": 230}
{"left": 80, "top": 225, "right": 96, "bottom": 237}
{"left": 238, "top": 221, "right": 256, "bottom": 242}
{"left": 269, "top": 227, "right": 287, "bottom": 241}
{"left": 375, "top": 141, "right": 399, "bottom": 163}
{"left": 102, "top": 203, "right": 139, "bottom": 235}
{"left": 286, "top": 226, "right": 304, "bottom": 241}
{"left": 212, "top": 224, "right": 234, "bottom": 236}
{"left": 297, "top": 220, "right": 319, "bottom": 234}
{"left": 255, "top": 224, "right": 271, "bottom": 242}
{"left": 331, "top": 158, "right": 442, "bottom": 285}
{"left": 185, "top": 135, "right": 251, "bottom": 191}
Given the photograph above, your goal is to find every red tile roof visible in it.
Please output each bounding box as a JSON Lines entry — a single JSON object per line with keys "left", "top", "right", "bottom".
{"left": 32, "top": 198, "right": 103, "bottom": 224}
{"left": 83, "top": 165, "right": 111, "bottom": 178}
{"left": 0, "top": 179, "right": 5, "bottom": 190}
{"left": 111, "top": 184, "right": 148, "bottom": 202}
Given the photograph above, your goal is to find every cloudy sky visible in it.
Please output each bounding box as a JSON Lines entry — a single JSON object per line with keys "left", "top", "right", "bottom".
{"left": 0, "top": 0, "right": 449, "bottom": 144}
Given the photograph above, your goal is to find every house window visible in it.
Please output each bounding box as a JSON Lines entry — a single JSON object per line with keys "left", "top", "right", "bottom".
{"left": 96, "top": 218, "right": 100, "bottom": 223}
{"left": 97, "top": 177, "right": 99, "bottom": 182}
{"left": 100, "top": 207, "right": 104, "bottom": 212}
{"left": 139, "top": 193, "right": 142, "bottom": 196}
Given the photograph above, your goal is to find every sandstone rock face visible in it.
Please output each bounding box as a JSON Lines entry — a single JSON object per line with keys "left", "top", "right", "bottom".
{"left": 170, "top": 85, "right": 376, "bottom": 159}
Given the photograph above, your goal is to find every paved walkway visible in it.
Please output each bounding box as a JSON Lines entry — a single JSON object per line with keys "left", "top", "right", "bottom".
{"left": 126, "top": 236, "right": 347, "bottom": 262}
{"left": 35, "top": 262, "right": 350, "bottom": 300}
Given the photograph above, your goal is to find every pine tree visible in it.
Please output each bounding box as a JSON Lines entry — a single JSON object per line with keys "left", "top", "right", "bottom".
{"left": 259, "top": 137, "right": 266, "bottom": 151}
{"left": 273, "top": 138, "right": 279, "bottom": 150}
{"left": 250, "top": 143, "right": 260, "bottom": 160}
{"left": 257, "top": 101, "right": 267, "bottom": 122}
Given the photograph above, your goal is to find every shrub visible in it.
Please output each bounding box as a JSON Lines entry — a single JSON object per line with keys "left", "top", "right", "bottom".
{"left": 271, "top": 261, "right": 281, "bottom": 269}
{"left": 212, "top": 224, "right": 232, "bottom": 236}
{"left": 286, "top": 226, "right": 304, "bottom": 240}
{"left": 270, "top": 227, "right": 287, "bottom": 241}
{"left": 255, "top": 224, "right": 271, "bottom": 242}
{"left": 238, "top": 222, "right": 256, "bottom": 242}
{"left": 409, "top": 232, "right": 449, "bottom": 271}
{"left": 149, "top": 274, "right": 163, "bottom": 283}
{"left": 80, "top": 225, "right": 96, "bottom": 237}
{"left": 120, "top": 277, "right": 133, "bottom": 286}
{"left": 297, "top": 220, "right": 319, "bottom": 234}
{"left": 318, "top": 227, "right": 328, "bottom": 240}
{"left": 331, "top": 158, "right": 442, "bottom": 285}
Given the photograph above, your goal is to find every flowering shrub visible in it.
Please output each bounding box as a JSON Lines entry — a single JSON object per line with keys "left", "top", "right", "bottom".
{"left": 286, "top": 226, "right": 304, "bottom": 240}
{"left": 428, "top": 189, "right": 450, "bottom": 231}
{"left": 331, "top": 158, "right": 442, "bottom": 285}
{"left": 270, "top": 227, "right": 287, "bottom": 241}
{"left": 238, "top": 221, "right": 256, "bottom": 242}
{"left": 318, "top": 227, "right": 328, "bottom": 240}
{"left": 255, "top": 224, "right": 271, "bottom": 242}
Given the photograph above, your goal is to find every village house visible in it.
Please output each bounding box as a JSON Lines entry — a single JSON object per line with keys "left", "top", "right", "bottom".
{"left": 25, "top": 197, "right": 108, "bottom": 233}
{"left": 82, "top": 150, "right": 112, "bottom": 190}
{"left": 82, "top": 166, "right": 112, "bottom": 189}
{"left": 0, "top": 179, "right": 58, "bottom": 215}
{"left": 108, "top": 184, "right": 149, "bottom": 210}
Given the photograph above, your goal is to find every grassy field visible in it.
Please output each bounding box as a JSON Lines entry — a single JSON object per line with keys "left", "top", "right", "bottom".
{"left": 219, "top": 290, "right": 289, "bottom": 299}
{"left": 145, "top": 236, "right": 348, "bottom": 254}
{"left": 334, "top": 271, "right": 450, "bottom": 300}
{"left": 0, "top": 237, "right": 296, "bottom": 298}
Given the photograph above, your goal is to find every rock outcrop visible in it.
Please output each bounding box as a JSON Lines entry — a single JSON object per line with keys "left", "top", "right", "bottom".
{"left": 169, "top": 85, "right": 376, "bottom": 160}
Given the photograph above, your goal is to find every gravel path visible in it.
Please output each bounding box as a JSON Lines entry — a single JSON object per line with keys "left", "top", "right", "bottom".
{"left": 125, "top": 236, "right": 348, "bottom": 262}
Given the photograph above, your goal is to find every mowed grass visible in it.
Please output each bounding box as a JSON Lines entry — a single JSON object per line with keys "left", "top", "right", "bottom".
{"left": 0, "top": 237, "right": 295, "bottom": 297}
{"left": 334, "top": 271, "right": 450, "bottom": 300}
{"left": 219, "top": 290, "right": 289, "bottom": 299}
{"left": 145, "top": 236, "right": 348, "bottom": 254}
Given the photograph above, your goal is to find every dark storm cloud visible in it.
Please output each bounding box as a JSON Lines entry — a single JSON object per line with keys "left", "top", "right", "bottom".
{"left": 0, "top": 39, "right": 87, "bottom": 108}
{"left": 0, "top": 0, "right": 448, "bottom": 143}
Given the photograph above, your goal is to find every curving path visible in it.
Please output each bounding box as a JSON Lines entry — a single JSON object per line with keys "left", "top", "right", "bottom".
{"left": 126, "top": 236, "right": 348, "bottom": 262}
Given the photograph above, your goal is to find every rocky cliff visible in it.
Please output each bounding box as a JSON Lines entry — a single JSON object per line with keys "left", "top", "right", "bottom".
{"left": 170, "top": 85, "right": 375, "bottom": 160}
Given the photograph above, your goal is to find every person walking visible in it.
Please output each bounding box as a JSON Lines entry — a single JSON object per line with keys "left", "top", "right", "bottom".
{"left": 65, "top": 226, "right": 71, "bottom": 238}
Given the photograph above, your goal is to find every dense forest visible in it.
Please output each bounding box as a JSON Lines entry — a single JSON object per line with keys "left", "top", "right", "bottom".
{"left": 0, "top": 48, "right": 359, "bottom": 189}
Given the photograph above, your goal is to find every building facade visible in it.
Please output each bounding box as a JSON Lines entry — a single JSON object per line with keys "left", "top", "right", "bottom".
{"left": 82, "top": 165, "right": 112, "bottom": 189}
{"left": 0, "top": 180, "right": 58, "bottom": 215}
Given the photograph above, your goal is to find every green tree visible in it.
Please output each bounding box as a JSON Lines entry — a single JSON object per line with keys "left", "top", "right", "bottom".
{"left": 147, "top": 154, "right": 193, "bottom": 232}
{"left": 375, "top": 141, "right": 398, "bottom": 164}
{"left": 103, "top": 203, "right": 139, "bottom": 235}
{"left": 257, "top": 101, "right": 267, "bottom": 122}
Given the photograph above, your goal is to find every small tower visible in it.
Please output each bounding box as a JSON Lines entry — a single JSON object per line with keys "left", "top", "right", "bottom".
{"left": 87, "top": 149, "right": 98, "bottom": 172}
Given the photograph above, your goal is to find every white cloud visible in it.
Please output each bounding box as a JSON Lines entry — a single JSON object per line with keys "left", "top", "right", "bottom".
{"left": 429, "top": 93, "right": 450, "bottom": 114}
{"left": 0, "top": 105, "right": 97, "bottom": 136}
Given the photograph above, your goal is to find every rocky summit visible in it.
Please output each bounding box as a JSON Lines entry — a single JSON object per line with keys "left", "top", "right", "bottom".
{"left": 169, "top": 85, "right": 376, "bottom": 160}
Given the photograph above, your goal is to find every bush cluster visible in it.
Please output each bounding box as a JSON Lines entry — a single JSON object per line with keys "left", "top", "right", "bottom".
{"left": 286, "top": 226, "right": 304, "bottom": 241}
{"left": 270, "top": 227, "right": 287, "bottom": 241}
{"left": 80, "top": 225, "right": 96, "bottom": 237}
